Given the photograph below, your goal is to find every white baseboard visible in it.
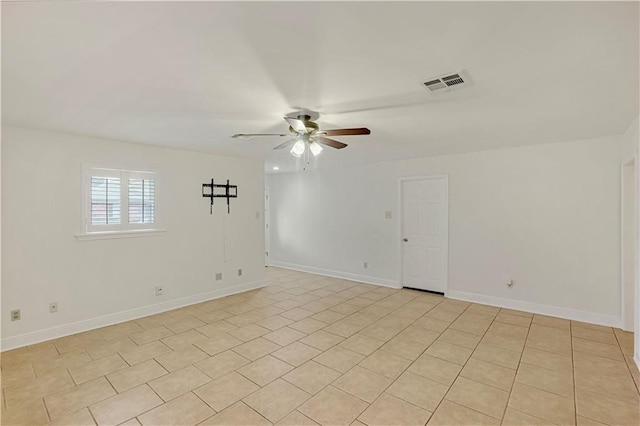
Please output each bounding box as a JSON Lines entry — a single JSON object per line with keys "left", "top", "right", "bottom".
{"left": 447, "top": 290, "right": 622, "bottom": 328}
{"left": 1, "top": 280, "right": 266, "bottom": 351}
{"left": 269, "top": 260, "right": 401, "bottom": 289}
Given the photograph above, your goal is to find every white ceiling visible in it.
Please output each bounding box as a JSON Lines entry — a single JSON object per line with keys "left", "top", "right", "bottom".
{"left": 2, "top": 1, "right": 639, "bottom": 173}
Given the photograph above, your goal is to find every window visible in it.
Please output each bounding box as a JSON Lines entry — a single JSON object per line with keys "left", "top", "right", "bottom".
{"left": 84, "top": 168, "right": 160, "bottom": 234}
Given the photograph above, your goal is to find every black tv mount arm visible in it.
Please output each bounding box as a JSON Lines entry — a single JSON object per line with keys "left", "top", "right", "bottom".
{"left": 202, "top": 178, "right": 237, "bottom": 214}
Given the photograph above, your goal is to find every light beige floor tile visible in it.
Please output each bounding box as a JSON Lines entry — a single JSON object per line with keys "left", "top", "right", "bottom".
{"left": 460, "top": 358, "right": 515, "bottom": 391}
{"left": 449, "top": 318, "right": 492, "bottom": 336}
{"left": 572, "top": 337, "right": 624, "bottom": 361}
{"left": 299, "top": 385, "right": 368, "bottom": 426}
{"left": 1, "top": 363, "right": 35, "bottom": 389}
{"left": 528, "top": 324, "right": 571, "bottom": 343}
{"left": 387, "top": 371, "right": 447, "bottom": 411}
{"left": 233, "top": 338, "right": 281, "bottom": 361}
{"left": 575, "top": 388, "right": 640, "bottom": 426}
{"left": 243, "top": 379, "right": 310, "bottom": 423}
{"left": 195, "top": 334, "right": 244, "bottom": 356}
{"left": 263, "top": 327, "right": 307, "bottom": 346}
{"left": 446, "top": 377, "right": 509, "bottom": 419}
{"left": 257, "top": 315, "right": 295, "bottom": 331}
{"left": 160, "top": 330, "right": 208, "bottom": 351}
{"left": 573, "top": 351, "right": 631, "bottom": 378}
{"left": 148, "top": 365, "right": 211, "bottom": 402}
{"left": 138, "top": 391, "right": 214, "bottom": 425}
{"left": 281, "top": 308, "right": 314, "bottom": 322}
{"left": 166, "top": 317, "right": 207, "bottom": 334}
{"left": 571, "top": 327, "right": 618, "bottom": 345}
{"left": 196, "top": 321, "right": 238, "bottom": 338}
{"left": 515, "top": 362, "right": 574, "bottom": 398}
{"left": 119, "top": 341, "right": 172, "bottom": 365}
{"left": 508, "top": 383, "right": 575, "bottom": 425}
{"left": 229, "top": 324, "right": 271, "bottom": 342}
{"left": 289, "top": 318, "right": 326, "bottom": 334}
{"left": 4, "top": 368, "right": 75, "bottom": 408}
{"left": 276, "top": 410, "right": 319, "bottom": 425}
{"left": 300, "top": 330, "right": 344, "bottom": 351}
{"left": 488, "top": 321, "right": 529, "bottom": 339}
{"left": 428, "top": 399, "right": 500, "bottom": 425}
{"left": 154, "top": 344, "right": 208, "bottom": 372}
{"left": 482, "top": 331, "right": 526, "bottom": 353}
{"left": 360, "top": 324, "right": 403, "bottom": 341}
{"left": 195, "top": 371, "right": 260, "bottom": 412}
{"left": 32, "top": 351, "right": 92, "bottom": 377}
{"left": 358, "top": 349, "right": 412, "bottom": 380}
{"left": 69, "top": 354, "right": 128, "bottom": 385}
{"left": 532, "top": 315, "right": 570, "bottom": 330}
{"left": 359, "top": 393, "right": 431, "bottom": 426}
{"left": 333, "top": 366, "right": 392, "bottom": 403}
{"left": 311, "top": 310, "right": 347, "bottom": 324}
{"left": 129, "top": 326, "right": 174, "bottom": 346}
{"left": 495, "top": 313, "right": 532, "bottom": 328}
{"left": 271, "top": 342, "right": 322, "bottom": 367}
{"left": 195, "top": 349, "right": 250, "bottom": 379}
{"left": 576, "top": 415, "right": 607, "bottom": 426}
{"left": 437, "top": 329, "right": 482, "bottom": 349}
{"left": 1, "top": 397, "right": 50, "bottom": 426}
{"left": 499, "top": 308, "right": 532, "bottom": 318}
{"left": 106, "top": 359, "right": 167, "bottom": 393}
{"left": 47, "top": 407, "right": 96, "bottom": 426}
{"left": 200, "top": 401, "right": 271, "bottom": 426}
{"left": 282, "top": 360, "right": 341, "bottom": 394}
{"left": 574, "top": 369, "right": 640, "bottom": 403}
{"left": 380, "top": 336, "right": 428, "bottom": 360}
{"left": 412, "top": 317, "right": 450, "bottom": 333}
{"left": 44, "top": 377, "right": 116, "bottom": 420}
{"left": 314, "top": 346, "right": 365, "bottom": 373}
{"left": 338, "top": 333, "right": 386, "bottom": 356}
{"left": 89, "top": 384, "right": 162, "bottom": 425}
{"left": 472, "top": 342, "right": 521, "bottom": 369}
{"left": 424, "top": 341, "right": 473, "bottom": 365}
{"left": 396, "top": 326, "right": 440, "bottom": 345}
{"left": 237, "top": 355, "right": 294, "bottom": 386}
{"left": 520, "top": 347, "right": 572, "bottom": 372}
{"left": 407, "top": 353, "right": 461, "bottom": 386}
{"left": 501, "top": 407, "right": 549, "bottom": 425}
{"left": 525, "top": 333, "right": 572, "bottom": 357}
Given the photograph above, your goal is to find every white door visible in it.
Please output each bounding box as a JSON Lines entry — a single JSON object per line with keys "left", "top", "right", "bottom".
{"left": 401, "top": 177, "right": 448, "bottom": 293}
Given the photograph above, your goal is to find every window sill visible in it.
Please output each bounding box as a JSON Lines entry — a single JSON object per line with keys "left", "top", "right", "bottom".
{"left": 75, "top": 229, "right": 166, "bottom": 241}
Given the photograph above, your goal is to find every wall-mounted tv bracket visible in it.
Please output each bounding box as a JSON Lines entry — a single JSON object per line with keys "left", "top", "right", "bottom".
{"left": 202, "top": 179, "right": 238, "bottom": 214}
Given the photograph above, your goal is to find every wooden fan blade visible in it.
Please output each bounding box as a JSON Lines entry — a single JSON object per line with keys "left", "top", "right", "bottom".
{"left": 284, "top": 117, "right": 309, "bottom": 133}
{"left": 232, "top": 133, "right": 289, "bottom": 138}
{"left": 320, "top": 127, "right": 371, "bottom": 136}
{"left": 273, "top": 138, "right": 297, "bottom": 150}
{"left": 316, "top": 137, "right": 348, "bottom": 149}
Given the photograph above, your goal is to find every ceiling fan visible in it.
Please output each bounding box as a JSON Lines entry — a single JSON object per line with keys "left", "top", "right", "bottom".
{"left": 232, "top": 114, "right": 370, "bottom": 158}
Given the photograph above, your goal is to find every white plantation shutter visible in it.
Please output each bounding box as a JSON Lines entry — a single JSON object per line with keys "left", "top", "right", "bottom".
{"left": 91, "top": 176, "right": 122, "bottom": 225}
{"left": 85, "top": 168, "right": 159, "bottom": 233}
{"left": 128, "top": 177, "right": 155, "bottom": 224}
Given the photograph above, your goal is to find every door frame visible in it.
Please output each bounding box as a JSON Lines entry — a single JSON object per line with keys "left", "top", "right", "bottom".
{"left": 264, "top": 187, "right": 270, "bottom": 267}
{"left": 398, "top": 174, "right": 450, "bottom": 294}
{"left": 621, "top": 155, "right": 638, "bottom": 332}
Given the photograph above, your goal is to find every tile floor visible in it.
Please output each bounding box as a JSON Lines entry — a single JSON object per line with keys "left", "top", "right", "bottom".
{"left": 1, "top": 267, "right": 638, "bottom": 425}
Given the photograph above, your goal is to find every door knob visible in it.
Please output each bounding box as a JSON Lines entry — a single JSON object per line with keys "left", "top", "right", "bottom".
{"left": 403, "top": 238, "right": 408, "bottom": 242}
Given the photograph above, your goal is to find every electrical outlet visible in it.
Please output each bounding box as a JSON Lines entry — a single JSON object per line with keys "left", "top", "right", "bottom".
{"left": 155, "top": 286, "right": 164, "bottom": 296}
{"left": 363, "top": 262, "right": 368, "bottom": 269}
{"left": 238, "top": 269, "right": 243, "bottom": 276}
{"left": 255, "top": 211, "right": 260, "bottom": 220}
{"left": 385, "top": 211, "right": 392, "bottom": 219}
{"left": 507, "top": 279, "right": 514, "bottom": 288}
{"left": 49, "top": 303, "right": 58, "bottom": 313}
{"left": 11, "top": 310, "right": 21, "bottom": 321}
{"left": 215, "top": 273, "right": 223, "bottom": 281}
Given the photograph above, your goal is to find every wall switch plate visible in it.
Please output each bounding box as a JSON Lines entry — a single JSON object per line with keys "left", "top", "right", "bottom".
{"left": 363, "top": 262, "right": 368, "bottom": 269}
{"left": 49, "top": 303, "right": 58, "bottom": 313}
{"left": 155, "top": 286, "right": 164, "bottom": 296}
{"left": 215, "top": 273, "right": 223, "bottom": 281}
{"left": 385, "top": 211, "right": 392, "bottom": 219}
{"left": 238, "top": 269, "right": 243, "bottom": 276}
{"left": 256, "top": 211, "right": 260, "bottom": 220}
{"left": 11, "top": 310, "right": 21, "bottom": 321}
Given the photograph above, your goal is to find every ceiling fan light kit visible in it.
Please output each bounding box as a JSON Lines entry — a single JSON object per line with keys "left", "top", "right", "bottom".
{"left": 233, "top": 114, "right": 370, "bottom": 161}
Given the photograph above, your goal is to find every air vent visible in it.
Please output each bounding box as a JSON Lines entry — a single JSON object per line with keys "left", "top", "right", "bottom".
{"left": 423, "top": 70, "right": 472, "bottom": 93}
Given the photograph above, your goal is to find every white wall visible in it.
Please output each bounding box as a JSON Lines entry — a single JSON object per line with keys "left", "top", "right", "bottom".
{"left": 1, "top": 126, "right": 265, "bottom": 350}
{"left": 268, "top": 135, "right": 623, "bottom": 325}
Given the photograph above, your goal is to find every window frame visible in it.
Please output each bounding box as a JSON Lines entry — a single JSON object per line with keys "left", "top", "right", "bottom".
{"left": 82, "top": 166, "right": 162, "bottom": 236}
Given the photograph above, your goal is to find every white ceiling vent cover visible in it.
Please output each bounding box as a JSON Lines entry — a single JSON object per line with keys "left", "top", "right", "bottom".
{"left": 423, "top": 70, "right": 473, "bottom": 93}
